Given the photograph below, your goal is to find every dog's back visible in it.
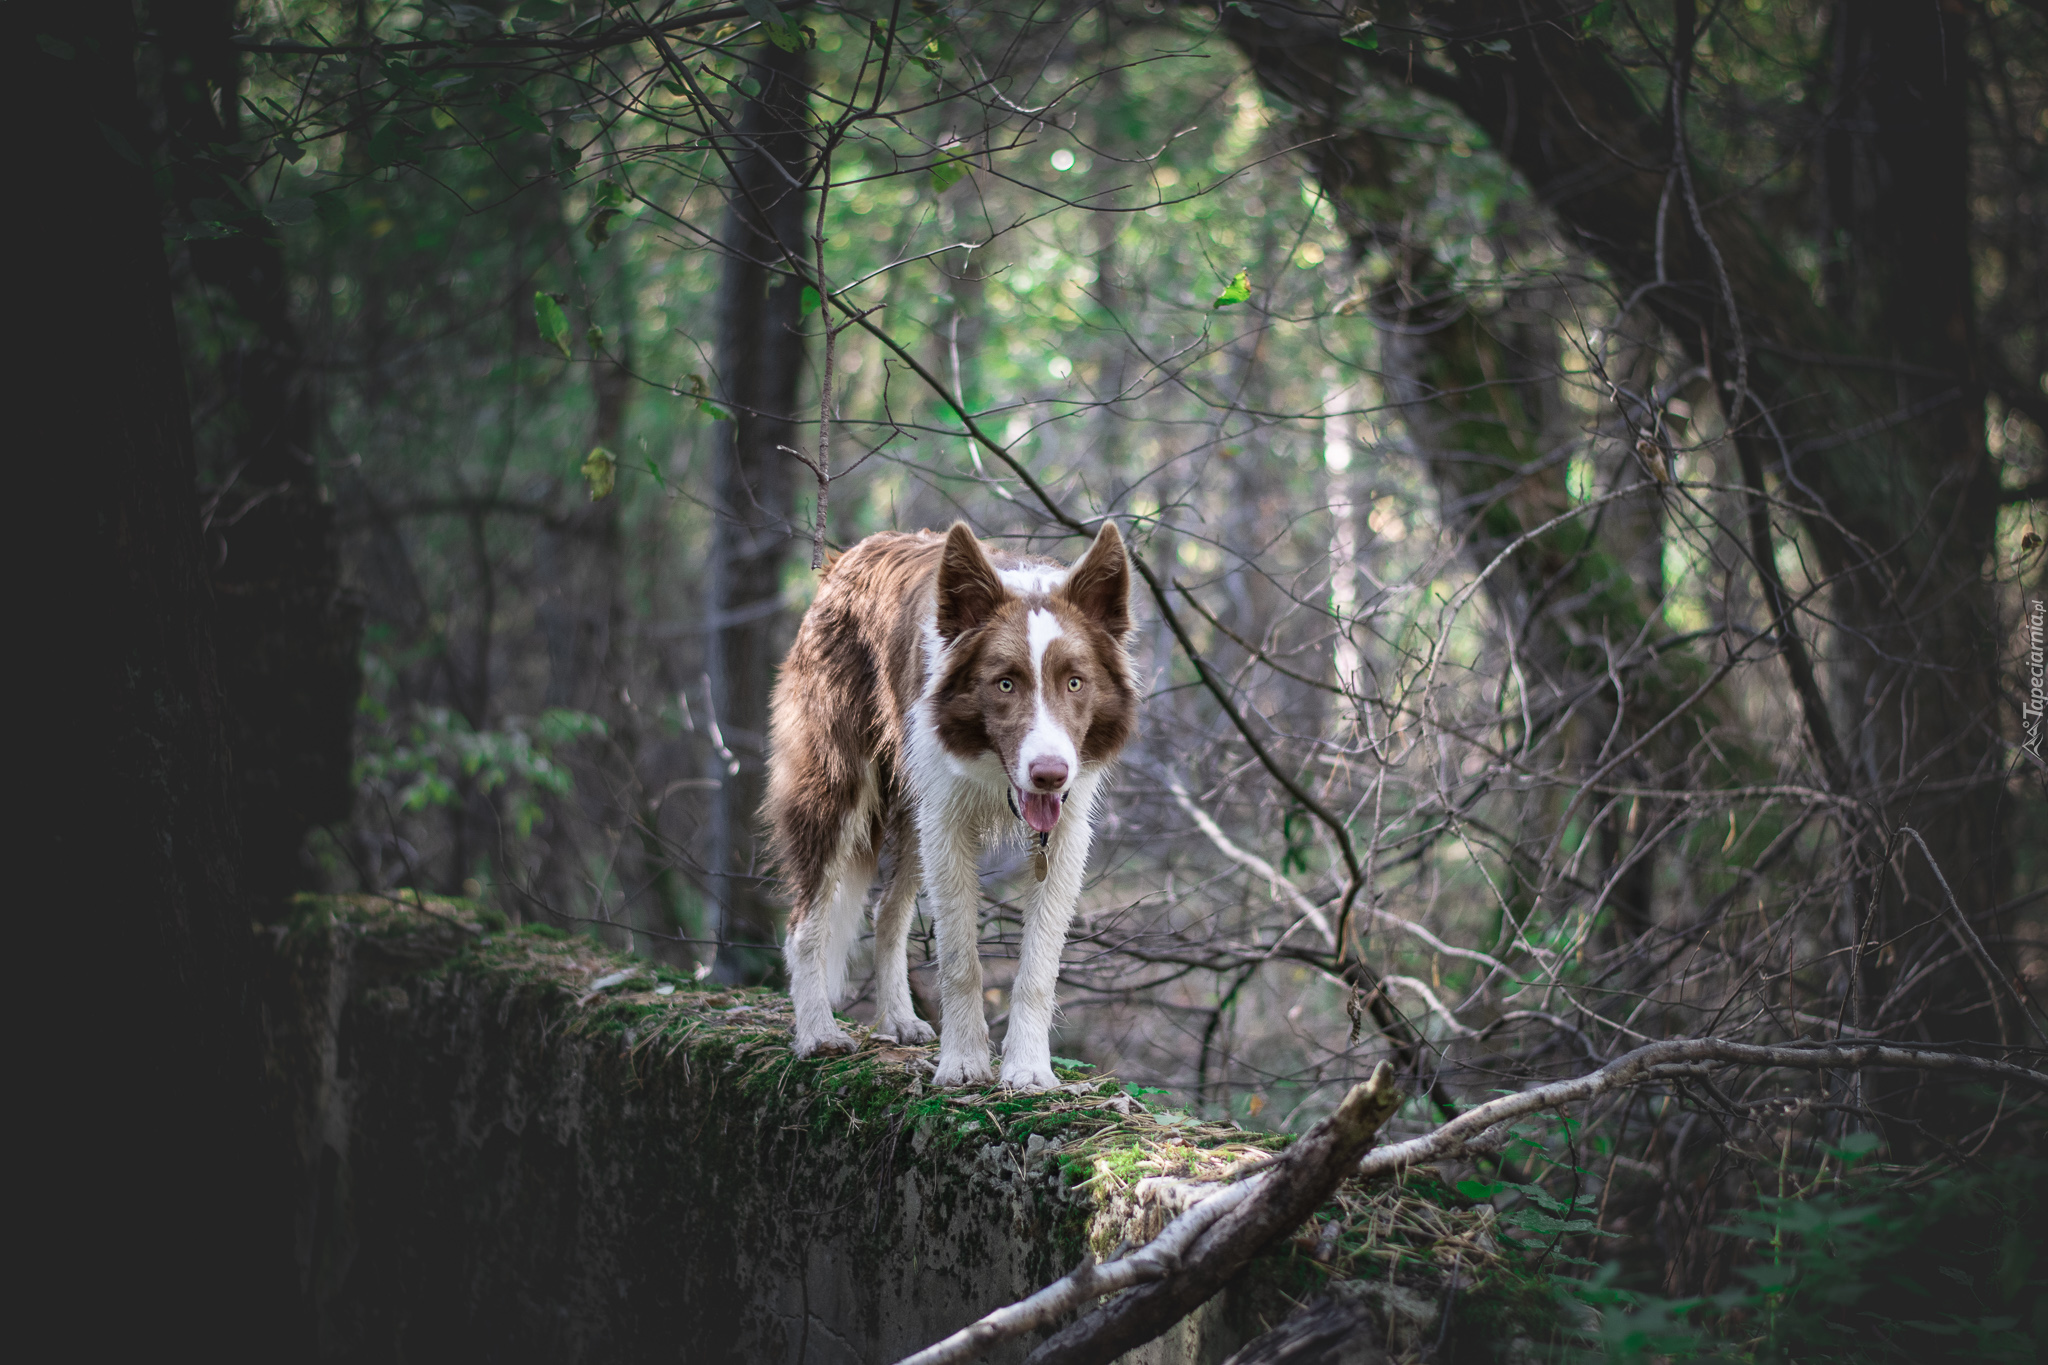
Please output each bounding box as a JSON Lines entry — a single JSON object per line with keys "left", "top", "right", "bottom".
{"left": 764, "top": 531, "right": 944, "bottom": 910}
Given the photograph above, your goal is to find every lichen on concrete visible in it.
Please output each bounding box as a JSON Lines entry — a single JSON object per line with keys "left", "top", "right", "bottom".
{"left": 260, "top": 895, "right": 1524, "bottom": 1364}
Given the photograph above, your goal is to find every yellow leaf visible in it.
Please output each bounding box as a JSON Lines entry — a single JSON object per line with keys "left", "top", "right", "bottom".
{"left": 580, "top": 446, "right": 616, "bottom": 500}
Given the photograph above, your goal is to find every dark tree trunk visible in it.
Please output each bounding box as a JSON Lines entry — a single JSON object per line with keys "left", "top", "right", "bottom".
{"left": 22, "top": 1, "right": 298, "bottom": 1348}
{"left": 1800, "top": 0, "right": 2008, "bottom": 1041}
{"left": 1251, "top": 67, "right": 1674, "bottom": 942}
{"left": 152, "top": 0, "right": 362, "bottom": 908}
{"left": 705, "top": 42, "right": 811, "bottom": 983}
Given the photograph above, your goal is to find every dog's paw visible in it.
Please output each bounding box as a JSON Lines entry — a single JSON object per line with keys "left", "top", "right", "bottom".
{"left": 873, "top": 1015, "right": 938, "bottom": 1045}
{"left": 931, "top": 1051, "right": 995, "bottom": 1087}
{"left": 1000, "top": 1057, "right": 1060, "bottom": 1091}
{"left": 791, "top": 1027, "right": 858, "bottom": 1059}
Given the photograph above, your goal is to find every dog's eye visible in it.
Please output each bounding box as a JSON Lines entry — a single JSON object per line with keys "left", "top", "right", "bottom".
{"left": 996, "top": 678, "right": 1013, "bottom": 692}
{"left": 1067, "top": 676, "right": 1083, "bottom": 692}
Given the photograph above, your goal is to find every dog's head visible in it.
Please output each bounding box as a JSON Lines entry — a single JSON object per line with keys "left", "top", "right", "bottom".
{"left": 930, "top": 521, "right": 1137, "bottom": 831}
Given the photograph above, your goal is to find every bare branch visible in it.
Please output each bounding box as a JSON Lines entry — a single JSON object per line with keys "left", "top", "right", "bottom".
{"left": 895, "top": 1062, "right": 1405, "bottom": 1365}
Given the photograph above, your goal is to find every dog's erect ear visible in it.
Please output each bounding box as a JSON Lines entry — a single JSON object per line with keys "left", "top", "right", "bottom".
{"left": 935, "top": 522, "right": 1007, "bottom": 642}
{"left": 1059, "top": 521, "right": 1132, "bottom": 637}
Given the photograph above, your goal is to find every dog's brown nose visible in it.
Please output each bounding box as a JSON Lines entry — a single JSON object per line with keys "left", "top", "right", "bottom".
{"left": 1028, "top": 756, "right": 1069, "bottom": 791}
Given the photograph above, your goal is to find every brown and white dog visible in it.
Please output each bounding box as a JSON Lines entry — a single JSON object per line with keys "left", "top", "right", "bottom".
{"left": 765, "top": 521, "right": 1137, "bottom": 1088}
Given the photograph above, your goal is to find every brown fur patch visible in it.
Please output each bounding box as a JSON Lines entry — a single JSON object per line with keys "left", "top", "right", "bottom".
{"left": 935, "top": 522, "right": 1006, "bottom": 642}
{"left": 1057, "top": 523, "right": 1136, "bottom": 760}
{"left": 765, "top": 532, "right": 944, "bottom": 920}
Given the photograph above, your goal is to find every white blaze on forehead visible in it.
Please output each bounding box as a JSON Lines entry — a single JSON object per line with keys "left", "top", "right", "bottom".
{"left": 1015, "top": 608, "right": 1078, "bottom": 789}
{"left": 1025, "top": 608, "right": 1064, "bottom": 676}
{"left": 999, "top": 567, "right": 1067, "bottom": 596}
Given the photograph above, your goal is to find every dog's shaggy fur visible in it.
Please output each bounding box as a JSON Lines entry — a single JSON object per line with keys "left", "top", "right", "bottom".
{"left": 765, "top": 522, "right": 1137, "bottom": 1088}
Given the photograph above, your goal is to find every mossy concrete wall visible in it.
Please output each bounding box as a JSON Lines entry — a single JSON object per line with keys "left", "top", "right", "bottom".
{"left": 260, "top": 897, "right": 1508, "bottom": 1364}
{"left": 260, "top": 897, "right": 1314, "bottom": 1363}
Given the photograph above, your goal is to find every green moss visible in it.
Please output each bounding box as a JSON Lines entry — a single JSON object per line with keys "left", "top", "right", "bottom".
{"left": 520, "top": 922, "right": 569, "bottom": 940}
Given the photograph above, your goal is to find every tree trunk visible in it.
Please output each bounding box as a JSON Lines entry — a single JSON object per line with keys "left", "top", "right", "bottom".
{"left": 1801, "top": 0, "right": 2008, "bottom": 1042}
{"left": 1224, "top": 0, "right": 2016, "bottom": 1044}
{"left": 152, "top": 0, "right": 362, "bottom": 908}
{"left": 706, "top": 41, "right": 811, "bottom": 982}
{"left": 23, "top": 1, "right": 298, "bottom": 1347}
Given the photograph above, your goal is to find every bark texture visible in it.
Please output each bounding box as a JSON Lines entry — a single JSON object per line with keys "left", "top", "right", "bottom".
{"left": 153, "top": 0, "right": 363, "bottom": 905}
{"left": 707, "top": 41, "right": 812, "bottom": 980}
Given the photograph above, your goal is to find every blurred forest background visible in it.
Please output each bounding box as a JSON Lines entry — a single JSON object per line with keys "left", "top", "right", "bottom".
{"left": 70, "top": 0, "right": 2048, "bottom": 1355}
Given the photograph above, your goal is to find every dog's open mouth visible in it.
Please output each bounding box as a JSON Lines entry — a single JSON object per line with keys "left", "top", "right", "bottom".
{"left": 1018, "top": 790, "right": 1064, "bottom": 834}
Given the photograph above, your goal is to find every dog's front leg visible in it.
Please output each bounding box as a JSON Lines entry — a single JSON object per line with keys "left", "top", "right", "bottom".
{"left": 1001, "top": 774, "right": 1100, "bottom": 1090}
{"left": 919, "top": 796, "right": 994, "bottom": 1087}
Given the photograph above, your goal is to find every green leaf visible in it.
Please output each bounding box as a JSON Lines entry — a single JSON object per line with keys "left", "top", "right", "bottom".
{"left": 740, "top": 0, "right": 801, "bottom": 50}
{"left": 1457, "top": 1179, "right": 1509, "bottom": 1201}
{"left": 380, "top": 56, "right": 425, "bottom": 92}
{"left": 443, "top": 3, "right": 503, "bottom": 30}
{"left": 368, "top": 120, "right": 417, "bottom": 168}
{"left": 929, "top": 156, "right": 967, "bottom": 193}
{"left": 800, "top": 286, "right": 822, "bottom": 317}
{"left": 98, "top": 122, "right": 144, "bottom": 167}
{"left": 1500, "top": 1209, "right": 1603, "bottom": 1234}
{"left": 679, "top": 371, "right": 734, "bottom": 420}
{"left": 580, "top": 446, "right": 616, "bottom": 500}
{"left": 495, "top": 96, "right": 549, "bottom": 138}
{"left": 1212, "top": 268, "right": 1252, "bottom": 308}
{"left": 535, "top": 708, "right": 607, "bottom": 743}
{"left": 737, "top": 75, "right": 762, "bottom": 99}
{"left": 534, "top": 292, "right": 571, "bottom": 358}
{"left": 593, "top": 179, "right": 628, "bottom": 209}
{"left": 584, "top": 207, "right": 622, "bottom": 247}
{"left": 550, "top": 136, "right": 581, "bottom": 172}
{"left": 262, "top": 197, "right": 317, "bottom": 227}
{"left": 585, "top": 323, "right": 605, "bottom": 348}
{"left": 1580, "top": 0, "right": 1614, "bottom": 35}
{"left": 314, "top": 191, "right": 349, "bottom": 233}
{"left": 190, "top": 196, "right": 243, "bottom": 223}
{"left": 1341, "top": 25, "right": 1379, "bottom": 50}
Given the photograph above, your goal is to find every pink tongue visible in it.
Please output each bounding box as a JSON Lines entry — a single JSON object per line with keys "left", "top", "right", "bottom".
{"left": 1021, "top": 791, "right": 1063, "bottom": 833}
